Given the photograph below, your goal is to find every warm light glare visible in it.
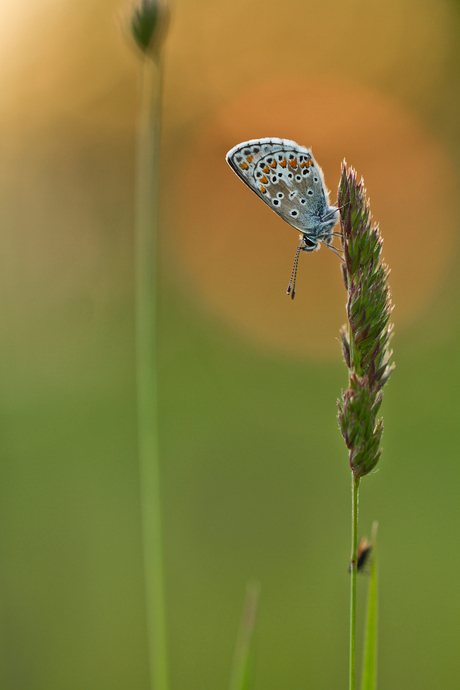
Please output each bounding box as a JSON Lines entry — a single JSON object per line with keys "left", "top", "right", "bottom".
{"left": 169, "top": 79, "right": 455, "bottom": 358}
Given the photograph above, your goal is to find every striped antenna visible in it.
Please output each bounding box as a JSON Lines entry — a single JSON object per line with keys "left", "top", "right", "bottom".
{"left": 286, "top": 241, "right": 303, "bottom": 299}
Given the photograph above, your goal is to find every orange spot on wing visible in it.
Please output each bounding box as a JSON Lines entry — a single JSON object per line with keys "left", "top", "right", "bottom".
{"left": 260, "top": 175, "right": 268, "bottom": 184}
{"left": 269, "top": 160, "right": 277, "bottom": 168}
{"left": 262, "top": 165, "right": 270, "bottom": 173}
{"left": 289, "top": 157, "right": 298, "bottom": 169}
{"left": 260, "top": 186, "right": 267, "bottom": 194}
{"left": 280, "top": 157, "right": 287, "bottom": 167}
{"left": 246, "top": 155, "right": 253, "bottom": 163}
{"left": 239, "top": 162, "right": 249, "bottom": 170}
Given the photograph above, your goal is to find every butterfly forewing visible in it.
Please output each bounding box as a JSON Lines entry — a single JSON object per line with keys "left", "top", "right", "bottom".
{"left": 226, "top": 138, "right": 333, "bottom": 238}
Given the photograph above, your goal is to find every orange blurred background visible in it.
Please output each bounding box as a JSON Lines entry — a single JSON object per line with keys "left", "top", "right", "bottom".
{"left": 1, "top": 1, "right": 460, "bottom": 689}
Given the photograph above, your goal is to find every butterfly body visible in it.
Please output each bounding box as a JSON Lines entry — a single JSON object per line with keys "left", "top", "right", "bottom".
{"left": 226, "top": 138, "right": 339, "bottom": 252}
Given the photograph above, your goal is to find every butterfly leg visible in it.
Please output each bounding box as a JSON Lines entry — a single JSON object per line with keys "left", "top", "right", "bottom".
{"left": 322, "top": 240, "right": 344, "bottom": 260}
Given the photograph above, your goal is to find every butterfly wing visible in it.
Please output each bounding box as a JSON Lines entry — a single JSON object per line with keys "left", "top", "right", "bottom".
{"left": 226, "top": 138, "right": 334, "bottom": 237}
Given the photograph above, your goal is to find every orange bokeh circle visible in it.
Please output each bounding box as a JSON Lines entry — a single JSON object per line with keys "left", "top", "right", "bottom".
{"left": 169, "top": 79, "right": 456, "bottom": 358}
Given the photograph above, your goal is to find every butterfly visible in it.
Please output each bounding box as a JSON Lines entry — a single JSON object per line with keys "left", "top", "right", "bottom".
{"left": 226, "top": 138, "right": 342, "bottom": 298}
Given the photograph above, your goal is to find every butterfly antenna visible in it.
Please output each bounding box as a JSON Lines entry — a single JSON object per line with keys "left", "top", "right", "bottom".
{"left": 286, "top": 242, "right": 302, "bottom": 299}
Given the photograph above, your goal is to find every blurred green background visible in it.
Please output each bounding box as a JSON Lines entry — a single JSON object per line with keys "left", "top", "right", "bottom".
{"left": 1, "top": 0, "right": 460, "bottom": 688}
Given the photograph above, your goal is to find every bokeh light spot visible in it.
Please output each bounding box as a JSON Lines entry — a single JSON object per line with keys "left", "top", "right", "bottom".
{"left": 170, "top": 79, "right": 456, "bottom": 358}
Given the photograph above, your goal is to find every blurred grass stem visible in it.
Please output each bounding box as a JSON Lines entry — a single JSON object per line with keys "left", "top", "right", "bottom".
{"left": 361, "top": 522, "right": 378, "bottom": 689}
{"left": 228, "top": 582, "right": 261, "bottom": 690}
{"left": 135, "top": 55, "right": 169, "bottom": 690}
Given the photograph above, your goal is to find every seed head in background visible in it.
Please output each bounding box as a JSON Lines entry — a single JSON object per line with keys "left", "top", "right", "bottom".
{"left": 130, "top": 0, "right": 170, "bottom": 59}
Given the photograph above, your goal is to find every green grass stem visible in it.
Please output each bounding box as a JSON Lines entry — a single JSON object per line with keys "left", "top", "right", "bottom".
{"left": 349, "top": 474, "right": 360, "bottom": 690}
{"left": 135, "top": 55, "right": 169, "bottom": 690}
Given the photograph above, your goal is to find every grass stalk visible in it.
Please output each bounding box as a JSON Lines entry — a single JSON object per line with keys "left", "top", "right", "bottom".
{"left": 337, "top": 163, "right": 393, "bottom": 690}
{"left": 135, "top": 54, "right": 169, "bottom": 690}
{"left": 349, "top": 474, "right": 360, "bottom": 690}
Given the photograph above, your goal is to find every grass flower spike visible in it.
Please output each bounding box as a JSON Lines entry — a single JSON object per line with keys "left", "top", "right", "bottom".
{"left": 337, "top": 162, "right": 394, "bottom": 690}
{"left": 337, "top": 163, "right": 394, "bottom": 479}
